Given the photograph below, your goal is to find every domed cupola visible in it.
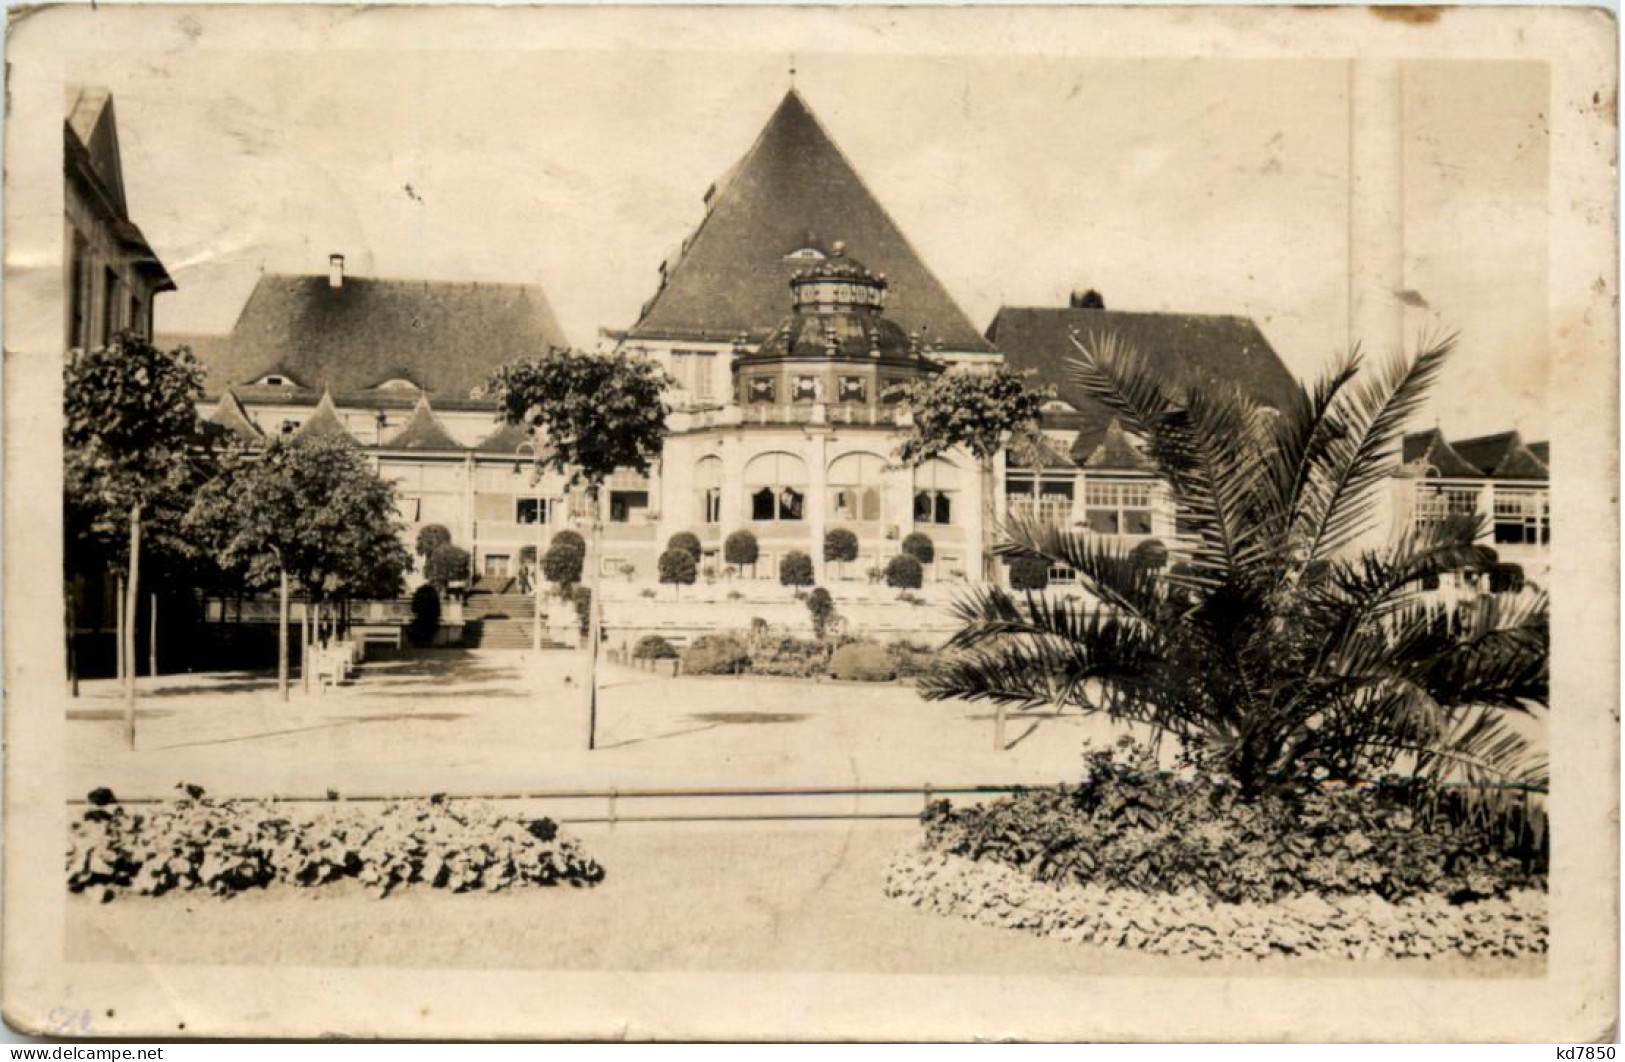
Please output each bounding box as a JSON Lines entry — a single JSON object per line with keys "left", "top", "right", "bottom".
{"left": 737, "top": 241, "right": 942, "bottom": 411}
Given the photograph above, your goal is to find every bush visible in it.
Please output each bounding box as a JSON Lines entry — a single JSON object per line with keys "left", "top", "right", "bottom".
{"left": 829, "top": 641, "right": 897, "bottom": 682}
{"left": 780, "top": 550, "right": 814, "bottom": 588}
{"left": 886, "top": 640, "right": 937, "bottom": 679}
{"left": 1008, "top": 555, "right": 1049, "bottom": 591}
{"left": 407, "top": 584, "right": 441, "bottom": 646}
{"left": 681, "top": 634, "right": 750, "bottom": 675}
{"left": 415, "top": 524, "right": 452, "bottom": 558}
{"left": 667, "top": 531, "right": 702, "bottom": 561}
{"left": 806, "top": 587, "right": 836, "bottom": 639}
{"left": 632, "top": 635, "right": 677, "bottom": 660}
{"left": 824, "top": 528, "right": 859, "bottom": 565}
{"left": 748, "top": 635, "right": 827, "bottom": 678}
{"left": 425, "top": 543, "right": 471, "bottom": 593}
{"left": 67, "top": 790, "right": 605, "bottom": 900}
{"left": 901, "top": 531, "right": 935, "bottom": 565}
{"left": 1490, "top": 562, "right": 1525, "bottom": 594}
{"left": 544, "top": 535, "right": 584, "bottom": 588}
{"left": 724, "top": 529, "right": 759, "bottom": 571}
{"left": 919, "top": 740, "right": 1547, "bottom": 906}
{"left": 658, "top": 547, "right": 698, "bottom": 595}
{"left": 885, "top": 554, "right": 923, "bottom": 589}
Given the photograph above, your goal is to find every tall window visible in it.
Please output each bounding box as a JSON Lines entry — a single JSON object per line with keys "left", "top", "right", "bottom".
{"left": 1083, "top": 480, "right": 1154, "bottom": 536}
{"left": 101, "top": 267, "right": 122, "bottom": 346}
{"left": 912, "top": 458, "right": 960, "bottom": 526}
{"left": 68, "top": 235, "right": 90, "bottom": 349}
{"left": 744, "top": 451, "right": 807, "bottom": 523}
{"left": 828, "top": 452, "right": 885, "bottom": 522}
{"left": 1492, "top": 487, "right": 1549, "bottom": 545}
{"left": 695, "top": 455, "right": 724, "bottom": 525}
{"left": 516, "top": 498, "right": 550, "bottom": 525}
{"left": 671, "top": 350, "right": 716, "bottom": 402}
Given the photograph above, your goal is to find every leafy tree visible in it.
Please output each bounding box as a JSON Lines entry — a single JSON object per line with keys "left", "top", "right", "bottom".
{"left": 64, "top": 335, "right": 205, "bottom": 740}
{"left": 666, "top": 531, "right": 702, "bottom": 561}
{"left": 901, "top": 531, "right": 935, "bottom": 565}
{"left": 724, "top": 529, "right": 759, "bottom": 576}
{"left": 885, "top": 554, "right": 924, "bottom": 590}
{"left": 823, "top": 527, "right": 859, "bottom": 580}
{"left": 415, "top": 524, "right": 452, "bottom": 558}
{"left": 925, "top": 332, "right": 1548, "bottom": 787}
{"left": 891, "top": 367, "right": 1049, "bottom": 581}
{"left": 488, "top": 349, "right": 671, "bottom": 750}
{"left": 658, "top": 547, "right": 698, "bottom": 598}
{"left": 1008, "top": 554, "right": 1050, "bottom": 591}
{"left": 424, "top": 543, "right": 471, "bottom": 594}
{"left": 806, "top": 587, "right": 837, "bottom": 641}
{"left": 1129, "top": 538, "right": 1169, "bottom": 570}
{"left": 407, "top": 584, "right": 442, "bottom": 647}
{"left": 186, "top": 434, "right": 410, "bottom": 700}
{"left": 780, "top": 550, "right": 814, "bottom": 589}
{"left": 543, "top": 534, "right": 585, "bottom": 591}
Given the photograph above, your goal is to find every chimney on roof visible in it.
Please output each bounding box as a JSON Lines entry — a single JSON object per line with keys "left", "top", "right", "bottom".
{"left": 1070, "top": 288, "right": 1105, "bottom": 310}
{"left": 329, "top": 254, "right": 345, "bottom": 290}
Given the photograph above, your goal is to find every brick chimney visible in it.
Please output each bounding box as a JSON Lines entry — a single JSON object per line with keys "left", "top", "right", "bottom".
{"left": 329, "top": 254, "right": 345, "bottom": 289}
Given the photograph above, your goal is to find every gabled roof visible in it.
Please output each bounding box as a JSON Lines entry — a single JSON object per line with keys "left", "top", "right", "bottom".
{"left": 986, "top": 305, "right": 1299, "bottom": 439}
{"left": 163, "top": 272, "right": 567, "bottom": 400}
{"left": 383, "top": 395, "right": 463, "bottom": 451}
{"left": 1450, "top": 430, "right": 1550, "bottom": 481}
{"left": 206, "top": 388, "right": 266, "bottom": 445}
{"left": 1078, "top": 418, "right": 1157, "bottom": 472}
{"left": 626, "top": 90, "right": 993, "bottom": 353}
{"left": 1400, "top": 429, "right": 1483, "bottom": 479}
{"left": 65, "top": 86, "right": 174, "bottom": 293}
{"left": 295, "top": 389, "right": 354, "bottom": 443}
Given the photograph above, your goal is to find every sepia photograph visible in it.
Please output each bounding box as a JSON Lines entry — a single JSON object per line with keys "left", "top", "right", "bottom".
{"left": 2, "top": 2, "right": 1617, "bottom": 1043}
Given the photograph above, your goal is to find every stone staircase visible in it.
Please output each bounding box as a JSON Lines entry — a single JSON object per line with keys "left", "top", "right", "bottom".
{"left": 461, "top": 591, "right": 568, "bottom": 650}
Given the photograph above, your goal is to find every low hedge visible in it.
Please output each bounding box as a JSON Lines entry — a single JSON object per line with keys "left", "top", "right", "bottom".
{"left": 67, "top": 788, "right": 605, "bottom": 900}
{"left": 885, "top": 847, "right": 1546, "bottom": 961}
{"left": 829, "top": 641, "right": 897, "bottom": 682}
{"left": 681, "top": 634, "right": 749, "bottom": 675}
{"left": 920, "top": 740, "right": 1545, "bottom": 905}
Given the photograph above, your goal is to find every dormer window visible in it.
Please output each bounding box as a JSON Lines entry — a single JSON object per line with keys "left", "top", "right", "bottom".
{"left": 375, "top": 378, "right": 420, "bottom": 392}
{"left": 254, "top": 373, "right": 299, "bottom": 388}
{"left": 1041, "top": 398, "right": 1077, "bottom": 413}
{"left": 784, "top": 247, "right": 827, "bottom": 261}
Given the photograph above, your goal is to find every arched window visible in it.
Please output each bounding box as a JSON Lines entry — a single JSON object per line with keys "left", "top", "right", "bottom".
{"left": 828, "top": 451, "right": 886, "bottom": 522}
{"left": 913, "top": 458, "right": 960, "bottom": 526}
{"left": 744, "top": 451, "right": 807, "bottom": 522}
{"left": 695, "top": 455, "right": 724, "bottom": 525}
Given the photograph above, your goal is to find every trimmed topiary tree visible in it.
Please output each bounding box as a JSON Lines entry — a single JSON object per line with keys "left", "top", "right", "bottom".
{"left": 425, "top": 543, "right": 472, "bottom": 595}
{"left": 1008, "top": 554, "right": 1049, "bottom": 592}
{"left": 681, "top": 634, "right": 750, "bottom": 675}
{"left": 901, "top": 531, "right": 935, "bottom": 565}
{"left": 1129, "top": 538, "right": 1169, "bottom": 570}
{"left": 724, "top": 529, "right": 759, "bottom": 576}
{"left": 823, "top": 527, "right": 859, "bottom": 579}
{"left": 543, "top": 534, "right": 585, "bottom": 592}
{"left": 780, "top": 550, "right": 814, "bottom": 589}
{"left": 415, "top": 524, "right": 452, "bottom": 558}
{"left": 885, "top": 554, "right": 924, "bottom": 590}
{"left": 806, "top": 587, "right": 836, "bottom": 641}
{"left": 658, "top": 547, "right": 698, "bottom": 598}
{"left": 667, "top": 531, "right": 702, "bottom": 561}
{"left": 407, "top": 584, "right": 441, "bottom": 647}
{"left": 632, "top": 634, "right": 677, "bottom": 660}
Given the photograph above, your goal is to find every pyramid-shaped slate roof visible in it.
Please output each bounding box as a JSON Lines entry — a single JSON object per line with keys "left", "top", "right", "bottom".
{"left": 1400, "top": 429, "right": 1482, "bottom": 479}
{"left": 626, "top": 90, "right": 993, "bottom": 353}
{"left": 1450, "top": 431, "right": 1550, "bottom": 481}
{"left": 295, "top": 389, "right": 355, "bottom": 444}
{"left": 384, "top": 395, "right": 464, "bottom": 451}
{"left": 206, "top": 388, "right": 266, "bottom": 445}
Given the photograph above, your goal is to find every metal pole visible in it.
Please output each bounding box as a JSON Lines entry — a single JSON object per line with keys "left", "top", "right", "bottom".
{"left": 533, "top": 491, "right": 544, "bottom": 652}
{"left": 278, "top": 567, "right": 290, "bottom": 702}
{"left": 148, "top": 592, "right": 158, "bottom": 680}
{"left": 124, "top": 503, "right": 141, "bottom": 749}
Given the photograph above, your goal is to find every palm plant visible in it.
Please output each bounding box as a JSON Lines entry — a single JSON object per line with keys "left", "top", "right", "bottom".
{"left": 923, "top": 332, "right": 1549, "bottom": 798}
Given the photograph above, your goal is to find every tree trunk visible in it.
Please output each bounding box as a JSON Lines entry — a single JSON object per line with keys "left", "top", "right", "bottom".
{"left": 277, "top": 568, "right": 290, "bottom": 702}
{"left": 301, "top": 596, "right": 311, "bottom": 694}
{"left": 149, "top": 592, "right": 158, "bottom": 680}
{"left": 124, "top": 503, "right": 141, "bottom": 750}
{"left": 585, "top": 489, "right": 604, "bottom": 751}
{"left": 66, "top": 577, "right": 80, "bottom": 697}
{"left": 115, "top": 574, "right": 126, "bottom": 686}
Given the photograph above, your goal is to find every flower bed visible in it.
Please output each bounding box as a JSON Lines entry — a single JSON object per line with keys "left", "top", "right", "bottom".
{"left": 885, "top": 846, "right": 1547, "bottom": 961}
{"left": 67, "top": 788, "right": 605, "bottom": 900}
